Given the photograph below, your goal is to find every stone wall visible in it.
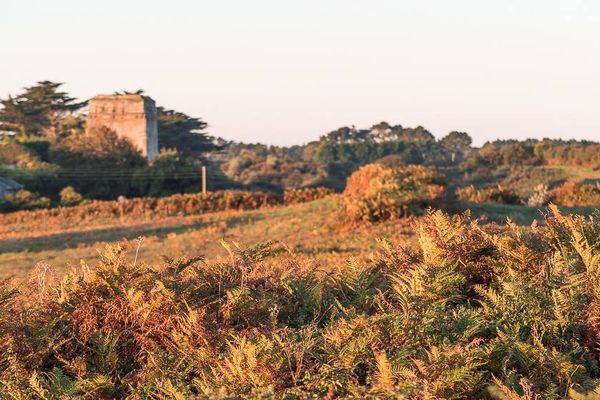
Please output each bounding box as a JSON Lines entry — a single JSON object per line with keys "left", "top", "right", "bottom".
{"left": 86, "top": 94, "right": 158, "bottom": 160}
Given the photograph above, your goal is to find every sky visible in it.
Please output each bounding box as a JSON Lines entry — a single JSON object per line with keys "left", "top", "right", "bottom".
{"left": 2, "top": 0, "right": 599, "bottom": 146}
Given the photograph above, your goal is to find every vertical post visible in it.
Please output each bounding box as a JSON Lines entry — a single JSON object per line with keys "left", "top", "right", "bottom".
{"left": 202, "top": 166, "right": 207, "bottom": 195}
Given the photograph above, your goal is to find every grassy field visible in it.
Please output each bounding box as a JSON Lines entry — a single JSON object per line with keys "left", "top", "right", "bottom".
{"left": 0, "top": 197, "right": 417, "bottom": 278}
{"left": 2, "top": 193, "right": 598, "bottom": 280}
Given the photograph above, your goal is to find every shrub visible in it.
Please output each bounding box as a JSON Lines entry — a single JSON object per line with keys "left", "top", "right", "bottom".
{"left": 456, "top": 184, "right": 521, "bottom": 204}
{"left": 283, "top": 187, "right": 335, "bottom": 205}
{"left": 342, "top": 163, "right": 445, "bottom": 223}
{"left": 50, "top": 127, "right": 146, "bottom": 169}
{"left": 552, "top": 181, "right": 600, "bottom": 207}
{"left": 0, "top": 189, "right": 51, "bottom": 212}
{"left": 59, "top": 186, "right": 83, "bottom": 206}
{"left": 0, "top": 190, "right": 281, "bottom": 222}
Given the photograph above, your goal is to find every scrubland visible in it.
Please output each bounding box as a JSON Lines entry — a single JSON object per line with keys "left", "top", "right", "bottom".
{"left": 0, "top": 165, "right": 598, "bottom": 398}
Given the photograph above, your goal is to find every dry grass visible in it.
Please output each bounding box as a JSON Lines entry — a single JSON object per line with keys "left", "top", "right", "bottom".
{"left": 0, "top": 198, "right": 416, "bottom": 279}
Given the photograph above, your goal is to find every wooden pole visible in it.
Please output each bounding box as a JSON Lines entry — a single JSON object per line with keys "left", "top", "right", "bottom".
{"left": 202, "top": 166, "right": 207, "bottom": 194}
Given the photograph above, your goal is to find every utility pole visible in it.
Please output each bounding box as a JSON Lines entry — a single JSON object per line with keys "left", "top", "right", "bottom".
{"left": 202, "top": 166, "right": 207, "bottom": 195}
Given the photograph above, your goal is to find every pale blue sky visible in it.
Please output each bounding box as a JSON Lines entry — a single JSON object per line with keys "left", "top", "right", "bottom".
{"left": 2, "top": 0, "right": 599, "bottom": 146}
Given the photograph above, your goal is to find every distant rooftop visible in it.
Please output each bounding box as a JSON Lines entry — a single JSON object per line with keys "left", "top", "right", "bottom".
{"left": 0, "top": 177, "right": 23, "bottom": 191}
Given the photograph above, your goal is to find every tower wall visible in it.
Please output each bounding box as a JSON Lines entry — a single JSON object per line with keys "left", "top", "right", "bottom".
{"left": 86, "top": 94, "right": 159, "bottom": 160}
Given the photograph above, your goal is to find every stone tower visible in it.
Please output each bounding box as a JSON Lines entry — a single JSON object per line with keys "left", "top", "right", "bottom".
{"left": 86, "top": 94, "right": 159, "bottom": 160}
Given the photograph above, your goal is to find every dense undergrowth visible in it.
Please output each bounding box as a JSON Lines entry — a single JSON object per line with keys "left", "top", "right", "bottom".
{"left": 0, "top": 206, "right": 599, "bottom": 398}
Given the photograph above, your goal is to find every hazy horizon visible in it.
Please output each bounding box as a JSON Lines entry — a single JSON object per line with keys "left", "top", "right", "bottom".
{"left": 2, "top": 0, "right": 599, "bottom": 147}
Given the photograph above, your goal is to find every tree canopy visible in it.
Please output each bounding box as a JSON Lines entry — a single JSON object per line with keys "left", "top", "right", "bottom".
{"left": 0, "top": 81, "right": 86, "bottom": 138}
{"left": 157, "top": 107, "right": 215, "bottom": 157}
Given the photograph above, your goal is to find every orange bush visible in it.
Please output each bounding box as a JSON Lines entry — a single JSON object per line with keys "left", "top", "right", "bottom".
{"left": 552, "top": 181, "right": 600, "bottom": 206}
{"left": 0, "top": 190, "right": 280, "bottom": 225}
{"left": 342, "top": 163, "right": 445, "bottom": 223}
{"left": 283, "top": 187, "right": 335, "bottom": 205}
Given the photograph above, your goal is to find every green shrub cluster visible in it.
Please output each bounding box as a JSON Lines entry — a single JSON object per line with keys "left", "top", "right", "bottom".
{"left": 59, "top": 186, "right": 84, "bottom": 207}
{"left": 461, "top": 139, "right": 600, "bottom": 171}
{"left": 0, "top": 208, "right": 599, "bottom": 398}
{"left": 0, "top": 190, "right": 51, "bottom": 212}
{"left": 342, "top": 163, "right": 446, "bottom": 223}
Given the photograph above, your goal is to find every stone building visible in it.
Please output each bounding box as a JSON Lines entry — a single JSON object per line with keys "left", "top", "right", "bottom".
{"left": 86, "top": 94, "right": 158, "bottom": 160}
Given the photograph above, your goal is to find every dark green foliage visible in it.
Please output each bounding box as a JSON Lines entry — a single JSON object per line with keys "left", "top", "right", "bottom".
{"left": 51, "top": 127, "right": 146, "bottom": 169}
{"left": 0, "top": 81, "right": 86, "bottom": 138}
{"left": 440, "top": 131, "right": 473, "bottom": 163}
{"left": 0, "top": 139, "right": 40, "bottom": 167}
{"left": 462, "top": 139, "right": 600, "bottom": 172}
{"left": 132, "top": 149, "right": 237, "bottom": 197}
{"left": 157, "top": 106, "right": 215, "bottom": 157}
{"left": 0, "top": 189, "right": 51, "bottom": 212}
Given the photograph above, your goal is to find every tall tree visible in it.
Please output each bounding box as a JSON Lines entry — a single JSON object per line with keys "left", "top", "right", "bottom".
{"left": 440, "top": 131, "right": 472, "bottom": 162}
{"left": 157, "top": 107, "right": 215, "bottom": 158}
{"left": 0, "top": 81, "right": 86, "bottom": 138}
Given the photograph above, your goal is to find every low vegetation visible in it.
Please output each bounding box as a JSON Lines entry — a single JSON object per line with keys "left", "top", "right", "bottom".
{"left": 0, "top": 188, "right": 336, "bottom": 226}
{"left": 0, "top": 191, "right": 280, "bottom": 225}
{"left": 0, "top": 207, "right": 599, "bottom": 398}
{"left": 341, "top": 163, "right": 445, "bottom": 223}
{"left": 283, "top": 187, "right": 335, "bottom": 205}
{"left": 455, "top": 185, "right": 521, "bottom": 205}
{"left": 553, "top": 181, "right": 600, "bottom": 207}
{"left": 455, "top": 181, "right": 600, "bottom": 209}
{"left": 3, "top": 80, "right": 600, "bottom": 399}
{"left": 0, "top": 189, "right": 51, "bottom": 213}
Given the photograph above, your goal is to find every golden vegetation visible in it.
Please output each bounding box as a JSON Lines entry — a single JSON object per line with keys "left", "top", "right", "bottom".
{"left": 342, "top": 163, "right": 445, "bottom": 223}
{"left": 455, "top": 185, "right": 521, "bottom": 205}
{"left": 283, "top": 187, "right": 335, "bottom": 205}
{"left": 552, "top": 181, "right": 600, "bottom": 207}
{"left": 0, "top": 208, "right": 599, "bottom": 398}
{"left": 0, "top": 191, "right": 274, "bottom": 227}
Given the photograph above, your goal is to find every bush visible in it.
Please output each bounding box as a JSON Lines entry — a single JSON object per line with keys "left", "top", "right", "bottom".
{"left": 342, "top": 163, "right": 445, "bottom": 223}
{"left": 552, "top": 181, "right": 600, "bottom": 206}
{"left": 283, "top": 187, "right": 335, "bottom": 205}
{"left": 0, "top": 190, "right": 281, "bottom": 222}
{"left": 456, "top": 184, "right": 521, "bottom": 204}
{"left": 0, "top": 189, "right": 51, "bottom": 212}
{"left": 59, "top": 186, "right": 83, "bottom": 206}
{"left": 1, "top": 208, "right": 600, "bottom": 397}
{"left": 50, "top": 127, "right": 146, "bottom": 169}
